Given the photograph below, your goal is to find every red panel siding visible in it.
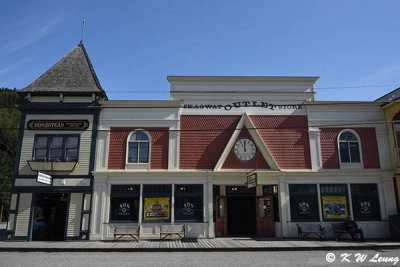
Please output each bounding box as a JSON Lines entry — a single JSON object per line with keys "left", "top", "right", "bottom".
{"left": 250, "top": 116, "right": 312, "bottom": 169}
{"left": 222, "top": 127, "right": 270, "bottom": 169}
{"left": 320, "top": 128, "right": 341, "bottom": 169}
{"left": 180, "top": 115, "right": 311, "bottom": 169}
{"left": 320, "top": 128, "right": 380, "bottom": 169}
{"left": 180, "top": 116, "right": 241, "bottom": 169}
{"left": 108, "top": 127, "right": 169, "bottom": 169}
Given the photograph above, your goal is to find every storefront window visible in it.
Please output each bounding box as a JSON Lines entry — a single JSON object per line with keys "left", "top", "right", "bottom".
{"left": 143, "top": 185, "right": 171, "bottom": 222}
{"left": 110, "top": 185, "right": 140, "bottom": 222}
{"left": 289, "top": 184, "right": 319, "bottom": 222}
{"left": 263, "top": 185, "right": 279, "bottom": 222}
{"left": 175, "top": 185, "right": 203, "bottom": 222}
{"left": 320, "top": 184, "right": 348, "bottom": 221}
{"left": 351, "top": 184, "right": 381, "bottom": 221}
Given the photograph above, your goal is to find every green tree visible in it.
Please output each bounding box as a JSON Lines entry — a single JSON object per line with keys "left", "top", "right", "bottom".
{"left": 0, "top": 88, "right": 22, "bottom": 219}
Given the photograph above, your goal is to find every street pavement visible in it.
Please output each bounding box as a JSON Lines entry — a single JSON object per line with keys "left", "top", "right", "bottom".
{"left": 0, "top": 237, "right": 399, "bottom": 252}
{"left": 0, "top": 249, "right": 399, "bottom": 266}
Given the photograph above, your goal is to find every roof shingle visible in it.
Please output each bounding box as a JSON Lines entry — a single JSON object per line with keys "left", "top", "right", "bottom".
{"left": 20, "top": 43, "right": 107, "bottom": 98}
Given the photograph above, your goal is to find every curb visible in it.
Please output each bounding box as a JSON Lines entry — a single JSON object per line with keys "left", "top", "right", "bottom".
{"left": 1, "top": 244, "right": 400, "bottom": 253}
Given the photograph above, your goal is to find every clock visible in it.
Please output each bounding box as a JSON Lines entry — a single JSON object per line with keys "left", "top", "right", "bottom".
{"left": 233, "top": 138, "right": 256, "bottom": 162}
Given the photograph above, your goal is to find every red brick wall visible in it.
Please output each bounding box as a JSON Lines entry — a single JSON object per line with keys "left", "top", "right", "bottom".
{"left": 108, "top": 127, "right": 169, "bottom": 169}
{"left": 250, "top": 115, "right": 312, "bottom": 169}
{"left": 180, "top": 115, "right": 311, "bottom": 169}
{"left": 320, "top": 128, "right": 380, "bottom": 169}
{"left": 180, "top": 116, "right": 241, "bottom": 169}
{"left": 222, "top": 127, "right": 270, "bottom": 169}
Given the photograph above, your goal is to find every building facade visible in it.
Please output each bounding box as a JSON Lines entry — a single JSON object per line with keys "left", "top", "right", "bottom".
{"left": 91, "top": 76, "right": 397, "bottom": 240}
{"left": 7, "top": 44, "right": 398, "bottom": 241}
{"left": 6, "top": 44, "right": 107, "bottom": 241}
{"left": 376, "top": 88, "right": 400, "bottom": 215}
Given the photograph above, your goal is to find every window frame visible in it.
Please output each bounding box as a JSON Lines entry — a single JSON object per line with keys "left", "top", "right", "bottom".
{"left": 142, "top": 185, "right": 171, "bottom": 223}
{"left": 289, "top": 184, "right": 319, "bottom": 222}
{"left": 337, "top": 129, "right": 363, "bottom": 169}
{"left": 109, "top": 185, "right": 140, "bottom": 223}
{"left": 319, "top": 184, "right": 350, "bottom": 221}
{"left": 174, "top": 184, "right": 204, "bottom": 223}
{"left": 350, "top": 183, "right": 381, "bottom": 221}
{"left": 32, "top": 134, "right": 80, "bottom": 162}
{"left": 126, "top": 130, "right": 151, "bottom": 169}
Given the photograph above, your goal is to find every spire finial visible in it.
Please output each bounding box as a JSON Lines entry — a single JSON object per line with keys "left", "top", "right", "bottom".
{"left": 80, "top": 19, "right": 86, "bottom": 44}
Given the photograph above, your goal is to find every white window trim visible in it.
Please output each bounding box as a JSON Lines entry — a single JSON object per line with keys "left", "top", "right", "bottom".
{"left": 125, "top": 129, "right": 151, "bottom": 170}
{"left": 337, "top": 129, "right": 364, "bottom": 169}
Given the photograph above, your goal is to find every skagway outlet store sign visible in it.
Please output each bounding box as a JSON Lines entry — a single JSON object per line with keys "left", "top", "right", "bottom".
{"left": 183, "top": 101, "right": 303, "bottom": 111}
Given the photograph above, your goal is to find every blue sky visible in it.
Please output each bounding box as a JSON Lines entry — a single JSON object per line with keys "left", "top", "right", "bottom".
{"left": 1, "top": 0, "right": 400, "bottom": 101}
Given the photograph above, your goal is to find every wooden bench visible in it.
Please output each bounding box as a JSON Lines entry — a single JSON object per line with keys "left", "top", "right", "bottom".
{"left": 160, "top": 225, "right": 185, "bottom": 240}
{"left": 114, "top": 226, "right": 140, "bottom": 242}
{"left": 296, "top": 224, "right": 326, "bottom": 239}
{"left": 332, "top": 223, "right": 351, "bottom": 241}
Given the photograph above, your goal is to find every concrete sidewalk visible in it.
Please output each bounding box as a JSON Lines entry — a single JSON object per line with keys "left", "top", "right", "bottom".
{"left": 0, "top": 237, "right": 399, "bottom": 252}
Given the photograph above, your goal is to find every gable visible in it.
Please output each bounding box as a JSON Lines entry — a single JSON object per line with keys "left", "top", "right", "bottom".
{"left": 221, "top": 127, "right": 270, "bottom": 169}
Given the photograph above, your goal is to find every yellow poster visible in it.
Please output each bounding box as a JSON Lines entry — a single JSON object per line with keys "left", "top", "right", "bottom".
{"left": 322, "top": 196, "right": 348, "bottom": 219}
{"left": 143, "top": 197, "right": 170, "bottom": 220}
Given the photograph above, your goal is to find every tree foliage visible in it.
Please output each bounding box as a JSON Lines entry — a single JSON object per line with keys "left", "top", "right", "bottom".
{"left": 0, "top": 88, "right": 22, "bottom": 217}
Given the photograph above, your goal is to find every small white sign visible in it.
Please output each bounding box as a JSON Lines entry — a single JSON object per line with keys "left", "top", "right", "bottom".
{"left": 246, "top": 172, "right": 257, "bottom": 189}
{"left": 37, "top": 172, "right": 52, "bottom": 185}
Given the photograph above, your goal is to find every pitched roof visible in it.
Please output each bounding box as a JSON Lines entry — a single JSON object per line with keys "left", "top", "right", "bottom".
{"left": 375, "top": 86, "right": 400, "bottom": 104}
{"left": 20, "top": 43, "right": 107, "bottom": 98}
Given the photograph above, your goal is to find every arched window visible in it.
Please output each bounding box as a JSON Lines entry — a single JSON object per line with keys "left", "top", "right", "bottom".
{"left": 127, "top": 131, "right": 150, "bottom": 163}
{"left": 338, "top": 131, "right": 361, "bottom": 163}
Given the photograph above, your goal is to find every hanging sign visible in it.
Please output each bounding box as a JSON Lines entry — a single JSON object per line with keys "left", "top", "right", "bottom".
{"left": 27, "top": 120, "right": 89, "bottom": 130}
{"left": 37, "top": 172, "right": 52, "bottom": 185}
{"left": 143, "top": 197, "right": 170, "bottom": 220}
{"left": 246, "top": 172, "right": 257, "bottom": 188}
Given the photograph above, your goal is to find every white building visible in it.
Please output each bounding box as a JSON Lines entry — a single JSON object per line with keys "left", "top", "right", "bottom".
{"left": 91, "top": 76, "right": 396, "bottom": 240}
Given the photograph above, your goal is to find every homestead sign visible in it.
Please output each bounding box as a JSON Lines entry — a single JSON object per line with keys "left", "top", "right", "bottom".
{"left": 27, "top": 120, "right": 89, "bottom": 130}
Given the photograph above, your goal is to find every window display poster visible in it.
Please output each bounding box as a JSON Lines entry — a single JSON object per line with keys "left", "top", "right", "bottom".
{"left": 144, "top": 197, "right": 170, "bottom": 220}
{"left": 322, "top": 196, "right": 348, "bottom": 219}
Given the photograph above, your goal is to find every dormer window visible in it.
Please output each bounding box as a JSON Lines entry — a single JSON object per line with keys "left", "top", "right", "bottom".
{"left": 338, "top": 130, "right": 363, "bottom": 168}
{"left": 127, "top": 131, "right": 150, "bottom": 163}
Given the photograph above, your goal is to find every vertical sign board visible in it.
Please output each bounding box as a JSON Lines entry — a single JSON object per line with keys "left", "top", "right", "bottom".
{"left": 246, "top": 172, "right": 257, "bottom": 189}
{"left": 37, "top": 172, "right": 52, "bottom": 185}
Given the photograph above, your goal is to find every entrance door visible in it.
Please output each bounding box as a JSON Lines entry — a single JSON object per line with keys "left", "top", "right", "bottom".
{"left": 227, "top": 197, "right": 256, "bottom": 235}
{"left": 32, "top": 193, "right": 69, "bottom": 241}
{"left": 215, "top": 196, "right": 227, "bottom": 237}
{"left": 256, "top": 196, "right": 274, "bottom": 236}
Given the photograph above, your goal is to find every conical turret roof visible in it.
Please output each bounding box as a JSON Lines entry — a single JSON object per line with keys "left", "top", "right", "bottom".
{"left": 20, "top": 43, "right": 107, "bottom": 99}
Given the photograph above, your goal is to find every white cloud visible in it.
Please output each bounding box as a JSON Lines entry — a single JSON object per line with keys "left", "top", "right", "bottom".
{"left": 352, "top": 60, "right": 400, "bottom": 86}
{"left": 1, "top": 17, "right": 62, "bottom": 56}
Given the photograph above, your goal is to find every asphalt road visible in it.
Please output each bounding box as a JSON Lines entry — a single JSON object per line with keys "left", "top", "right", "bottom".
{"left": 0, "top": 249, "right": 399, "bottom": 267}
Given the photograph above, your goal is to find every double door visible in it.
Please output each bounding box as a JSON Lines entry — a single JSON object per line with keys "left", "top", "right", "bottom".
{"left": 215, "top": 195, "right": 274, "bottom": 237}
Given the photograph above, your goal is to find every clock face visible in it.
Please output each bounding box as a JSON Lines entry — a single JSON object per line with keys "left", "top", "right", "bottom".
{"left": 234, "top": 138, "right": 256, "bottom": 162}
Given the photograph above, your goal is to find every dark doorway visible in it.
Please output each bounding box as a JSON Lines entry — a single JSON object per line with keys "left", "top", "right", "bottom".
{"left": 32, "top": 193, "right": 68, "bottom": 241}
{"left": 227, "top": 197, "right": 256, "bottom": 235}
